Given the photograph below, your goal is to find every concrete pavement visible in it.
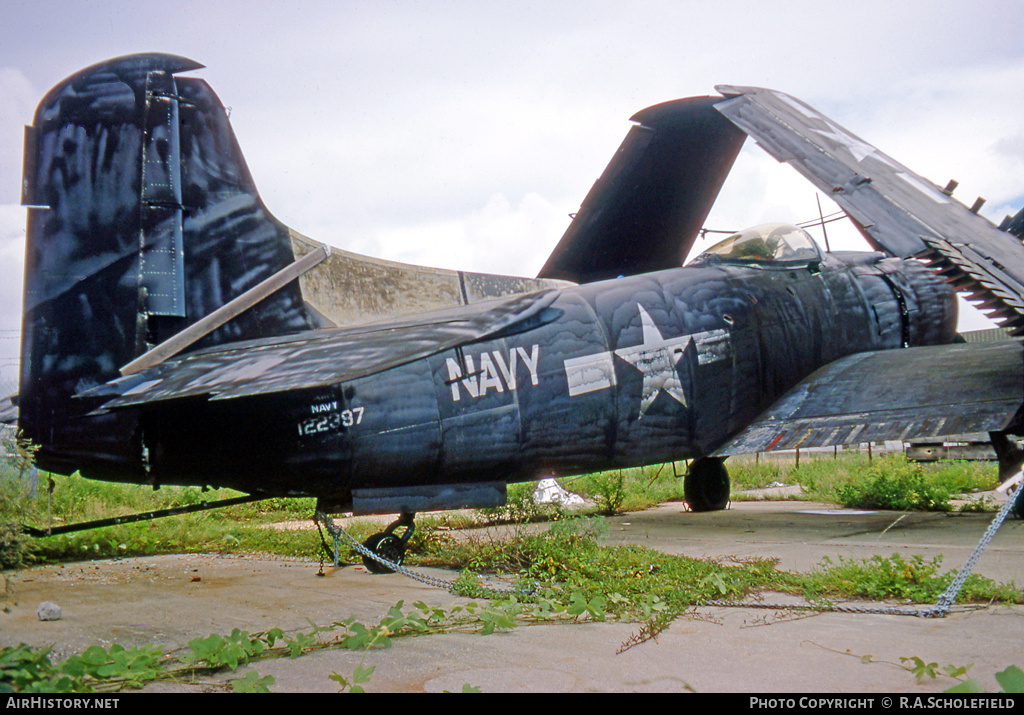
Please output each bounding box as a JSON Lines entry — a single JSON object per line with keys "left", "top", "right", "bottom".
{"left": 1, "top": 498, "right": 1021, "bottom": 693}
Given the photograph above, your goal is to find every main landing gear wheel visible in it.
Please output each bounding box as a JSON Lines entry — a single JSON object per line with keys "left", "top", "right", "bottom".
{"left": 684, "top": 457, "right": 730, "bottom": 512}
{"left": 361, "top": 511, "right": 415, "bottom": 574}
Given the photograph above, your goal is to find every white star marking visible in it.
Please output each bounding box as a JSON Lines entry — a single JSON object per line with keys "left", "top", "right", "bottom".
{"left": 613, "top": 304, "right": 691, "bottom": 417}
{"left": 561, "top": 305, "right": 731, "bottom": 417}
{"left": 778, "top": 93, "right": 951, "bottom": 204}
{"left": 778, "top": 94, "right": 878, "bottom": 163}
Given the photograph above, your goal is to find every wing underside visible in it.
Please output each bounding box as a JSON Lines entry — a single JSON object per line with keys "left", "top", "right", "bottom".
{"left": 714, "top": 340, "right": 1024, "bottom": 455}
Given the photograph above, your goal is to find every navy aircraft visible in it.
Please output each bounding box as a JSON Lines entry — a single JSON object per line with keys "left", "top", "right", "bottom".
{"left": 15, "top": 54, "right": 1024, "bottom": 569}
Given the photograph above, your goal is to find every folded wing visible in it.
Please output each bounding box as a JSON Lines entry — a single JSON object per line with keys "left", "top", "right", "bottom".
{"left": 714, "top": 85, "right": 1024, "bottom": 335}
{"left": 538, "top": 96, "right": 747, "bottom": 284}
{"left": 714, "top": 340, "right": 1023, "bottom": 455}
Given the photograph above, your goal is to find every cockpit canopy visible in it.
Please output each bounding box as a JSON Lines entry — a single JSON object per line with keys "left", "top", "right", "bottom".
{"left": 688, "top": 223, "right": 822, "bottom": 267}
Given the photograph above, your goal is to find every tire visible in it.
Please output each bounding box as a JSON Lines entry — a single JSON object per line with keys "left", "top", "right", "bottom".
{"left": 361, "top": 532, "right": 405, "bottom": 574}
{"left": 684, "top": 457, "right": 730, "bottom": 512}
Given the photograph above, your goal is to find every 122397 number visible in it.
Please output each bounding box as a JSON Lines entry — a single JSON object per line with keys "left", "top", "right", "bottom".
{"left": 297, "top": 406, "right": 364, "bottom": 437}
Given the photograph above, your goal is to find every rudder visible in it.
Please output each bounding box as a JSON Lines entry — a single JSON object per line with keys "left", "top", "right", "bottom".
{"left": 19, "top": 53, "right": 314, "bottom": 476}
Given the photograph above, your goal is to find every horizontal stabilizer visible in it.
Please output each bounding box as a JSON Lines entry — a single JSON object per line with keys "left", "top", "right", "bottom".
{"left": 714, "top": 340, "right": 1024, "bottom": 455}
{"left": 81, "top": 290, "right": 559, "bottom": 408}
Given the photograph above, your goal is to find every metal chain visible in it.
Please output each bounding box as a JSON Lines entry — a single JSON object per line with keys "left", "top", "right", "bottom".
{"left": 314, "top": 511, "right": 526, "bottom": 596}
{"left": 315, "top": 511, "right": 459, "bottom": 591}
{"left": 709, "top": 469, "right": 1023, "bottom": 619}
{"left": 934, "top": 467, "right": 1023, "bottom": 614}
{"left": 315, "top": 471, "right": 1022, "bottom": 618}
{"left": 704, "top": 598, "right": 986, "bottom": 618}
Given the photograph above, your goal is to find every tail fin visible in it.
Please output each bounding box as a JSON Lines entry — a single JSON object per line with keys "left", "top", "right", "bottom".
{"left": 19, "top": 53, "right": 313, "bottom": 475}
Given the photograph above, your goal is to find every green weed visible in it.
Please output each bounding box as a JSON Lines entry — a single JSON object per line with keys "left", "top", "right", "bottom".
{"left": 728, "top": 459, "right": 789, "bottom": 491}
{"left": 945, "top": 664, "right": 1024, "bottom": 693}
{"left": 820, "top": 643, "right": 1023, "bottom": 693}
{"left": 797, "top": 553, "right": 1020, "bottom": 604}
{"left": 476, "top": 481, "right": 566, "bottom": 525}
{"left": 580, "top": 470, "right": 626, "bottom": 515}
{"left": 833, "top": 456, "right": 953, "bottom": 511}
{"left": 4, "top": 523, "right": 1021, "bottom": 693}
{"left": 554, "top": 462, "right": 685, "bottom": 514}
{"left": 733, "top": 452, "right": 998, "bottom": 510}
{"left": 6, "top": 451, "right": 1006, "bottom": 570}
{"left": 0, "top": 644, "right": 83, "bottom": 693}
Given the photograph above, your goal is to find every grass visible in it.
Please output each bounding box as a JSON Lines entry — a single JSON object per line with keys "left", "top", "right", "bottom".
{"left": 2, "top": 447, "right": 1017, "bottom": 616}
{"left": 2, "top": 448, "right": 1021, "bottom": 693}
{"left": 728, "top": 451, "right": 999, "bottom": 509}
{"left": 0, "top": 468, "right": 322, "bottom": 567}
{"left": 797, "top": 552, "right": 1021, "bottom": 605}
{"left": 0, "top": 449, "right": 1008, "bottom": 569}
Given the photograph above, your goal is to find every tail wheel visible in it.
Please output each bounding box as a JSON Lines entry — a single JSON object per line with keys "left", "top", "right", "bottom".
{"left": 361, "top": 533, "right": 406, "bottom": 574}
{"left": 684, "top": 457, "right": 730, "bottom": 512}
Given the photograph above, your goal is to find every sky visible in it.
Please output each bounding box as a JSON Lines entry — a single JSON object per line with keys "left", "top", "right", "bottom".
{"left": 1, "top": 0, "right": 1023, "bottom": 383}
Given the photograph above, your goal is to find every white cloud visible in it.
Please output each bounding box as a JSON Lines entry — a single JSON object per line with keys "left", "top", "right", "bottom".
{"left": 3, "top": 0, "right": 1022, "bottom": 343}
{"left": 0, "top": 204, "right": 25, "bottom": 377}
{"left": 366, "top": 192, "right": 570, "bottom": 276}
{"left": 0, "top": 67, "right": 38, "bottom": 206}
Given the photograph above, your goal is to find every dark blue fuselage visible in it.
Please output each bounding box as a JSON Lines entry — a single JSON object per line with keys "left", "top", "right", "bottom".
{"left": 139, "top": 250, "right": 954, "bottom": 503}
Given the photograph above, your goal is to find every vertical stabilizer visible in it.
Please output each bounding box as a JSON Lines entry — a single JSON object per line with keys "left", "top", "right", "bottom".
{"left": 20, "top": 53, "right": 313, "bottom": 476}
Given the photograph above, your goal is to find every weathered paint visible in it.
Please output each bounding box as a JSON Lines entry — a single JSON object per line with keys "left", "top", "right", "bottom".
{"left": 15, "top": 54, "right": 1020, "bottom": 515}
